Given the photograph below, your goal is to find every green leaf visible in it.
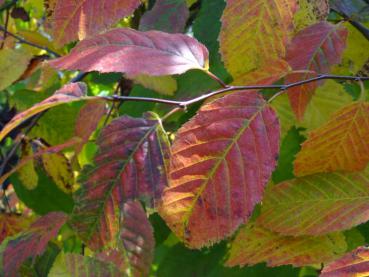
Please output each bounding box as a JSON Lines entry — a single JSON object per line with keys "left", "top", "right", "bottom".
{"left": 226, "top": 222, "right": 347, "bottom": 267}
{"left": 259, "top": 170, "right": 369, "bottom": 236}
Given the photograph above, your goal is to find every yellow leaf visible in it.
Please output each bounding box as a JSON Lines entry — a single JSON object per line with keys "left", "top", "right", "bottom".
{"left": 18, "top": 143, "right": 38, "bottom": 190}
{"left": 133, "top": 75, "right": 177, "bottom": 96}
{"left": 0, "top": 48, "right": 32, "bottom": 90}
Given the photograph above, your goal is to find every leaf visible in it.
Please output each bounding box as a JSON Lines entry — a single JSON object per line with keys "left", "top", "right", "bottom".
{"left": 159, "top": 91, "right": 280, "bottom": 248}
{"left": 286, "top": 22, "right": 348, "bottom": 120}
{"left": 0, "top": 212, "right": 68, "bottom": 277}
{"left": 333, "top": 23, "right": 369, "bottom": 75}
{"left": 0, "top": 48, "right": 32, "bottom": 90}
{"left": 119, "top": 201, "right": 154, "bottom": 276}
{"left": 74, "top": 100, "right": 106, "bottom": 153}
{"left": 69, "top": 113, "right": 170, "bottom": 250}
{"left": 133, "top": 75, "right": 177, "bottom": 96}
{"left": 41, "top": 152, "right": 75, "bottom": 193}
{"left": 48, "top": 253, "right": 121, "bottom": 276}
{"left": 294, "top": 102, "right": 369, "bottom": 176}
{"left": 301, "top": 80, "right": 353, "bottom": 131}
{"left": 219, "top": 0, "right": 297, "bottom": 84}
{"left": 0, "top": 82, "right": 88, "bottom": 143}
{"left": 192, "top": 0, "right": 231, "bottom": 80}
{"left": 46, "top": 0, "right": 140, "bottom": 46}
{"left": 321, "top": 246, "right": 369, "bottom": 277}
{"left": 226, "top": 222, "right": 347, "bottom": 267}
{"left": 294, "top": 0, "right": 329, "bottom": 31}
{"left": 272, "top": 127, "right": 305, "bottom": 184}
{"left": 258, "top": 170, "right": 369, "bottom": 236}
{"left": 49, "top": 28, "right": 209, "bottom": 77}
{"left": 11, "top": 168, "right": 75, "bottom": 215}
{"left": 0, "top": 214, "right": 32, "bottom": 244}
{"left": 139, "top": 0, "right": 189, "bottom": 33}
{"left": 18, "top": 142, "right": 38, "bottom": 190}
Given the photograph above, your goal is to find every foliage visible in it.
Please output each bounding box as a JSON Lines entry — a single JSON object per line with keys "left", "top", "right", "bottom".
{"left": 0, "top": 0, "right": 369, "bottom": 276}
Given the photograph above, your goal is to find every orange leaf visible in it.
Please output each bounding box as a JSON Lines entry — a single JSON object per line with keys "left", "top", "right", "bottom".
{"left": 294, "top": 102, "right": 369, "bottom": 176}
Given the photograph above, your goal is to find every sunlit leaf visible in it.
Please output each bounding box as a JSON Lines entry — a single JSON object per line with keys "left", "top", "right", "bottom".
{"left": 321, "top": 246, "right": 369, "bottom": 277}
{"left": 293, "top": 0, "right": 329, "bottom": 31}
{"left": 259, "top": 170, "right": 369, "bottom": 236}
{"left": 0, "top": 48, "right": 32, "bottom": 90}
{"left": 18, "top": 142, "right": 38, "bottom": 190}
{"left": 49, "top": 28, "right": 209, "bottom": 77}
{"left": 0, "top": 82, "right": 88, "bottom": 142}
{"left": 294, "top": 102, "right": 369, "bottom": 176}
{"left": 226, "top": 222, "right": 347, "bottom": 267}
{"left": 48, "top": 253, "right": 121, "bottom": 276}
{"left": 70, "top": 113, "right": 169, "bottom": 250}
{"left": 0, "top": 214, "right": 32, "bottom": 244}
{"left": 286, "top": 22, "right": 347, "bottom": 120}
{"left": 219, "top": 0, "right": 297, "bottom": 84}
{"left": 133, "top": 75, "right": 177, "bottom": 96}
{"left": 46, "top": 0, "right": 140, "bottom": 46}
{"left": 139, "top": 0, "right": 189, "bottom": 33}
{"left": 160, "top": 91, "right": 280, "bottom": 248}
{"left": 0, "top": 212, "right": 68, "bottom": 276}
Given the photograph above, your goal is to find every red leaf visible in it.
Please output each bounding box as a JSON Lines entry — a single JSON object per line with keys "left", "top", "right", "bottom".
{"left": 286, "top": 22, "right": 347, "bottom": 120}
{"left": 1, "top": 212, "right": 68, "bottom": 277}
{"left": 120, "top": 201, "right": 154, "bottom": 276}
{"left": 0, "top": 214, "right": 32, "bottom": 244}
{"left": 139, "top": 0, "right": 189, "bottom": 33}
{"left": 49, "top": 28, "right": 209, "bottom": 77}
{"left": 48, "top": 0, "right": 140, "bottom": 46}
{"left": 70, "top": 114, "right": 170, "bottom": 250}
{"left": 321, "top": 246, "right": 369, "bottom": 277}
{"left": 160, "top": 91, "right": 280, "bottom": 248}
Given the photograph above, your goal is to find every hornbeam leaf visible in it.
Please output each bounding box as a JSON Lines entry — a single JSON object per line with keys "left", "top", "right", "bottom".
{"left": 219, "top": 0, "right": 297, "bottom": 85}
{"left": 139, "top": 0, "right": 189, "bottom": 33}
{"left": 70, "top": 114, "right": 170, "bottom": 250}
{"left": 46, "top": 0, "right": 140, "bottom": 46}
{"left": 226, "top": 222, "right": 347, "bottom": 267}
{"left": 159, "top": 91, "right": 280, "bottom": 248}
{"left": 321, "top": 246, "right": 369, "bottom": 277}
{"left": 0, "top": 212, "right": 68, "bottom": 276}
{"left": 119, "top": 201, "right": 154, "bottom": 276}
{"left": 0, "top": 48, "right": 33, "bottom": 90}
{"left": 49, "top": 28, "right": 209, "bottom": 77}
{"left": 259, "top": 170, "right": 369, "bottom": 236}
{"left": 0, "top": 82, "right": 89, "bottom": 142}
{"left": 48, "top": 253, "right": 121, "bottom": 277}
{"left": 286, "top": 22, "right": 348, "bottom": 120}
{"left": 294, "top": 102, "right": 369, "bottom": 176}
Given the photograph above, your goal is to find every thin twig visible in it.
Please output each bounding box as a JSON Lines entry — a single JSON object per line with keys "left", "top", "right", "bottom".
{"left": 0, "top": 25, "right": 60, "bottom": 57}
{"left": 103, "top": 74, "right": 369, "bottom": 109}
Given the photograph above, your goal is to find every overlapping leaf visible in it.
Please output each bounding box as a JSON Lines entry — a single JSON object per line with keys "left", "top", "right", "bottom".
{"left": 70, "top": 113, "right": 170, "bottom": 250}
{"left": 49, "top": 28, "right": 209, "bottom": 77}
{"left": 0, "top": 48, "right": 32, "bottom": 90}
{"left": 0, "top": 214, "right": 32, "bottom": 244}
{"left": 286, "top": 22, "right": 348, "bottom": 120}
{"left": 259, "top": 170, "right": 369, "bottom": 236}
{"left": 226, "top": 222, "right": 347, "bottom": 267}
{"left": 0, "top": 212, "right": 67, "bottom": 276}
{"left": 160, "top": 91, "right": 280, "bottom": 248}
{"left": 48, "top": 253, "right": 121, "bottom": 276}
{"left": 0, "top": 82, "right": 88, "bottom": 142}
{"left": 331, "top": 0, "right": 369, "bottom": 22}
{"left": 219, "top": 0, "right": 297, "bottom": 85}
{"left": 321, "top": 246, "right": 369, "bottom": 277}
{"left": 46, "top": 0, "right": 140, "bottom": 46}
{"left": 294, "top": 0, "right": 329, "bottom": 31}
{"left": 294, "top": 102, "right": 369, "bottom": 176}
{"left": 139, "top": 0, "right": 189, "bottom": 33}
{"left": 119, "top": 201, "right": 154, "bottom": 276}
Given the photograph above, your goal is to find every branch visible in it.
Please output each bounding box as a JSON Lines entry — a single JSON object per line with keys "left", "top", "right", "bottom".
{"left": 0, "top": 25, "right": 60, "bottom": 57}
{"left": 103, "top": 74, "right": 369, "bottom": 109}
{"left": 0, "top": 0, "right": 17, "bottom": 13}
